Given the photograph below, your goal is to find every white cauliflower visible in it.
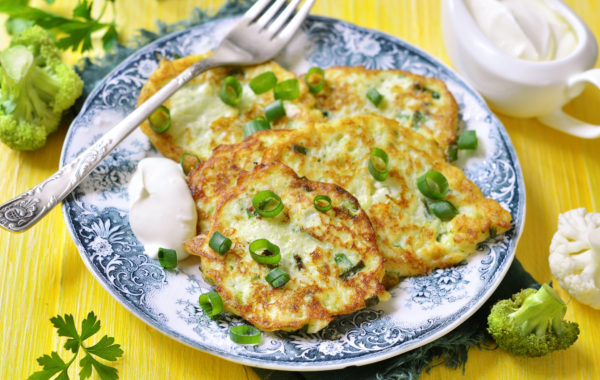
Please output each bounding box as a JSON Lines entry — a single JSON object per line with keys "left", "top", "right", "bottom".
{"left": 549, "top": 208, "right": 600, "bottom": 309}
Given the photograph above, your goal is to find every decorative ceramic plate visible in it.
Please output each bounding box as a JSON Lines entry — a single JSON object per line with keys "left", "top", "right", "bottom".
{"left": 61, "top": 15, "right": 525, "bottom": 371}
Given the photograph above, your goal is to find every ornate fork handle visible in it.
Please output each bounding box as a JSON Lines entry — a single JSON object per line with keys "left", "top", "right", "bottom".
{"left": 0, "top": 56, "right": 223, "bottom": 232}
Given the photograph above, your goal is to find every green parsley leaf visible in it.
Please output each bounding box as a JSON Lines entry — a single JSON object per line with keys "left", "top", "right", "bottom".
{"left": 50, "top": 314, "right": 80, "bottom": 340}
{"left": 80, "top": 311, "right": 101, "bottom": 340}
{"left": 0, "top": 1, "right": 118, "bottom": 53}
{"left": 29, "top": 312, "right": 123, "bottom": 380}
{"left": 86, "top": 336, "right": 124, "bottom": 361}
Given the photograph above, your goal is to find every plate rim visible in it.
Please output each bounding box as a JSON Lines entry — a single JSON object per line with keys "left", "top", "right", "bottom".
{"left": 60, "top": 14, "right": 526, "bottom": 371}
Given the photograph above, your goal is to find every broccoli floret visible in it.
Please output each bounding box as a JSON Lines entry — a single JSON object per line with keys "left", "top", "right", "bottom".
{"left": 487, "top": 284, "right": 580, "bottom": 357}
{"left": 0, "top": 25, "right": 83, "bottom": 150}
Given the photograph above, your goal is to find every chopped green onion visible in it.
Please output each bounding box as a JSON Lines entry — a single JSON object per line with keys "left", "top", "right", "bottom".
{"left": 458, "top": 130, "right": 478, "bottom": 150}
{"left": 180, "top": 152, "right": 201, "bottom": 175}
{"left": 340, "top": 199, "right": 360, "bottom": 216}
{"left": 334, "top": 253, "right": 352, "bottom": 268}
{"left": 229, "top": 325, "right": 261, "bottom": 344}
{"left": 265, "top": 100, "right": 286, "bottom": 122}
{"left": 428, "top": 200, "right": 458, "bottom": 221}
{"left": 431, "top": 91, "right": 440, "bottom": 99}
{"left": 157, "top": 248, "right": 177, "bottom": 269}
{"left": 412, "top": 110, "right": 426, "bottom": 130}
{"left": 340, "top": 260, "right": 365, "bottom": 279}
{"left": 148, "top": 105, "right": 171, "bottom": 134}
{"left": 252, "top": 190, "right": 284, "bottom": 218}
{"left": 243, "top": 118, "right": 271, "bottom": 138}
{"left": 274, "top": 78, "right": 300, "bottom": 101}
{"left": 198, "top": 291, "right": 223, "bottom": 318}
{"left": 489, "top": 226, "right": 497, "bottom": 239}
{"left": 365, "top": 295, "right": 379, "bottom": 307}
{"left": 368, "top": 147, "right": 389, "bottom": 181}
{"left": 249, "top": 71, "right": 277, "bottom": 94}
{"left": 366, "top": 88, "right": 383, "bottom": 107}
{"left": 447, "top": 144, "right": 458, "bottom": 162}
{"left": 292, "top": 144, "right": 308, "bottom": 155}
{"left": 266, "top": 268, "right": 290, "bottom": 288}
{"left": 417, "top": 169, "right": 449, "bottom": 200}
{"left": 305, "top": 66, "right": 325, "bottom": 93}
{"left": 219, "top": 76, "right": 243, "bottom": 106}
{"left": 209, "top": 232, "right": 232, "bottom": 255}
{"left": 249, "top": 239, "right": 281, "bottom": 266}
{"left": 313, "top": 195, "right": 332, "bottom": 212}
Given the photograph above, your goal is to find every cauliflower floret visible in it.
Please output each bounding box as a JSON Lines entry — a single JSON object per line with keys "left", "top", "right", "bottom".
{"left": 549, "top": 208, "right": 600, "bottom": 309}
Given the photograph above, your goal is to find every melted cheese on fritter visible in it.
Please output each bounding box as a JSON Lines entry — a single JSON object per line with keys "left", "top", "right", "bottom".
{"left": 309, "top": 66, "right": 458, "bottom": 150}
{"left": 137, "top": 55, "right": 322, "bottom": 171}
{"left": 184, "top": 162, "right": 388, "bottom": 333}
{"left": 260, "top": 115, "right": 511, "bottom": 281}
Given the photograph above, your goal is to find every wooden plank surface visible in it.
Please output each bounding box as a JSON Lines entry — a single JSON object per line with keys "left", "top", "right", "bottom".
{"left": 1, "top": 1, "right": 599, "bottom": 379}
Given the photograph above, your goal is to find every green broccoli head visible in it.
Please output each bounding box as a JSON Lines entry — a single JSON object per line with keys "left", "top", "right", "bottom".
{"left": 0, "top": 25, "right": 83, "bottom": 150}
{"left": 487, "top": 284, "right": 580, "bottom": 357}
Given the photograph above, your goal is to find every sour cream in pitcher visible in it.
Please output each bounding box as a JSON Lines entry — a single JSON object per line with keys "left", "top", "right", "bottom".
{"left": 465, "top": 0, "right": 578, "bottom": 61}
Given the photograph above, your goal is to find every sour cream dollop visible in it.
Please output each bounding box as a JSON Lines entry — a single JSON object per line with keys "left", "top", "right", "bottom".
{"left": 128, "top": 157, "right": 197, "bottom": 260}
{"left": 465, "top": 0, "right": 578, "bottom": 61}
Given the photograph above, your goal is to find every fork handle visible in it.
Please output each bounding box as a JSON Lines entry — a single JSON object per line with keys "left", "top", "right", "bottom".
{"left": 0, "top": 56, "right": 223, "bottom": 232}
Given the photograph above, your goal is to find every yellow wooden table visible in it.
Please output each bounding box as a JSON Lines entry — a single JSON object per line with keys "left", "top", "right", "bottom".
{"left": 1, "top": 1, "right": 599, "bottom": 379}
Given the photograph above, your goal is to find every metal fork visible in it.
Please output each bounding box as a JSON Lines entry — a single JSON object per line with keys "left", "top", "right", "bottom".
{"left": 0, "top": 0, "right": 315, "bottom": 232}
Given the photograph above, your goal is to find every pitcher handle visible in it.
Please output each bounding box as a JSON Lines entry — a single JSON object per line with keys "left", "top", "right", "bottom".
{"left": 537, "top": 69, "right": 600, "bottom": 139}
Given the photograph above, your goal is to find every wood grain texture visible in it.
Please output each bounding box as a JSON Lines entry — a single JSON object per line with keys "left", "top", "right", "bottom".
{"left": 1, "top": 0, "right": 599, "bottom": 379}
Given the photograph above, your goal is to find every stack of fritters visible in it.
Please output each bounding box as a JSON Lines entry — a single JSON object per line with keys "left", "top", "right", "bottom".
{"left": 138, "top": 57, "right": 512, "bottom": 332}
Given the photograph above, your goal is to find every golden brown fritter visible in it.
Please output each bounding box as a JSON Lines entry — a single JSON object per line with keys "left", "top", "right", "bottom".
{"left": 137, "top": 54, "right": 322, "bottom": 172}
{"left": 307, "top": 66, "right": 458, "bottom": 150}
{"left": 262, "top": 115, "right": 511, "bottom": 282}
{"left": 184, "top": 162, "right": 389, "bottom": 333}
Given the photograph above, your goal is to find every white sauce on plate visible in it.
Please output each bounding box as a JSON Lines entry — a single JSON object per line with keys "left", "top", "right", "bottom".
{"left": 128, "top": 157, "right": 197, "bottom": 260}
{"left": 465, "top": 0, "right": 578, "bottom": 61}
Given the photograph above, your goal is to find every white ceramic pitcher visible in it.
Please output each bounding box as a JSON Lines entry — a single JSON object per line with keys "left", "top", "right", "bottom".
{"left": 442, "top": 0, "right": 600, "bottom": 139}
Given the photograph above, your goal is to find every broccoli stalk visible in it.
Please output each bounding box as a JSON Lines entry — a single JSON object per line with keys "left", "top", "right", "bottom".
{"left": 0, "top": 25, "right": 82, "bottom": 150}
{"left": 487, "top": 284, "right": 580, "bottom": 357}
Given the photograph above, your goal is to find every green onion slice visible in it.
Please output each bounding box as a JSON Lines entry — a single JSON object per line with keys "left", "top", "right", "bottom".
{"left": 249, "top": 71, "right": 277, "bottom": 94}
{"left": 292, "top": 144, "right": 308, "bottom": 155}
{"left": 180, "top": 152, "right": 201, "bottom": 175}
{"left": 249, "top": 239, "right": 281, "bottom": 266}
{"left": 219, "top": 76, "right": 243, "bottom": 106}
{"left": 334, "top": 253, "right": 352, "bottom": 268}
{"left": 458, "top": 130, "right": 478, "bottom": 150}
{"left": 305, "top": 66, "right": 325, "bottom": 93}
{"left": 274, "top": 78, "right": 300, "bottom": 101}
{"left": 366, "top": 88, "right": 383, "bottom": 107}
{"left": 198, "top": 291, "right": 223, "bottom": 318}
{"left": 368, "top": 147, "right": 389, "bottom": 181}
{"left": 265, "top": 268, "right": 290, "bottom": 288}
{"left": 243, "top": 118, "right": 271, "bottom": 138}
{"left": 148, "top": 105, "right": 171, "bottom": 134}
{"left": 447, "top": 144, "right": 458, "bottom": 162}
{"left": 417, "top": 169, "right": 449, "bottom": 200}
{"left": 313, "top": 195, "right": 332, "bottom": 212}
{"left": 157, "top": 248, "right": 177, "bottom": 269}
{"left": 229, "top": 325, "right": 261, "bottom": 344}
{"left": 265, "top": 100, "right": 286, "bottom": 122}
{"left": 252, "top": 190, "right": 284, "bottom": 218}
{"left": 209, "top": 232, "right": 232, "bottom": 255}
{"left": 340, "top": 260, "right": 365, "bottom": 279}
{"left": 428, "top": 200, "right": 458, "bottom": 221}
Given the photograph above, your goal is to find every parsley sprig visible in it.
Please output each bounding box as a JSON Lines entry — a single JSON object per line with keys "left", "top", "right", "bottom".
{"left": 28, "top": 312, "right": 123, "bottom": 380}
{"left": 1, "top": 0, "right": 118, "bottom": 53}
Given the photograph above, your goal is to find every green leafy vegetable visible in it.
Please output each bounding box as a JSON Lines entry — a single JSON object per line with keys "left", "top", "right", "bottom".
{"left": 0, "top": 0, "right": 118, "bottom": 53}
{"left": 0, "top": 26, "right": 83, "bottom": 150}
{"left": 28, "top": 311, "right": 123, "bottom": 380}
{"left": 487, "top": 284, "right": 579, "bottom": 357}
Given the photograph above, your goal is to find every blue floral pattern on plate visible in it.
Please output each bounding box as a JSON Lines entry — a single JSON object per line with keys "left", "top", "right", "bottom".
{"left": 60, "top": 15, "right": 525, "bottom": 370}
